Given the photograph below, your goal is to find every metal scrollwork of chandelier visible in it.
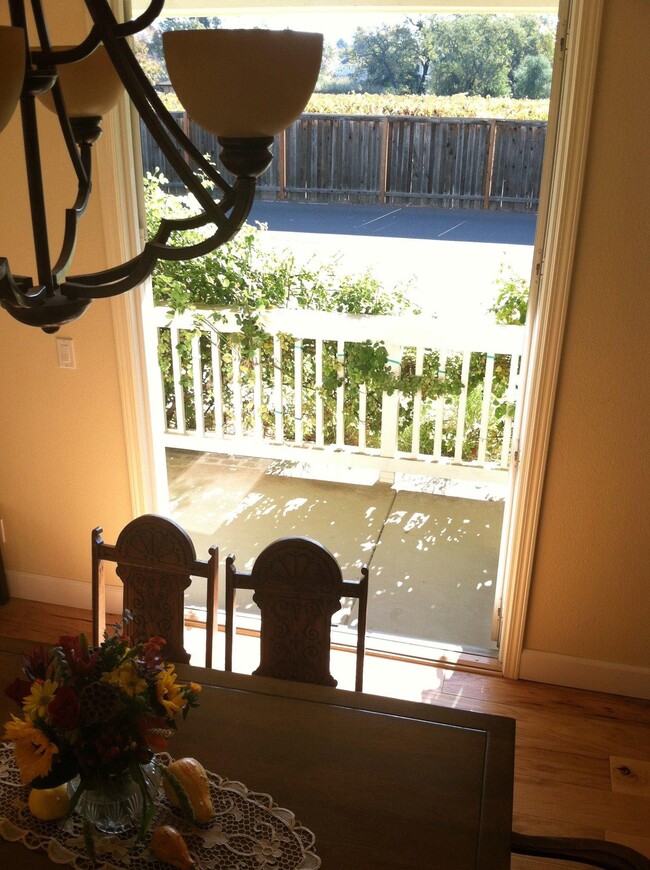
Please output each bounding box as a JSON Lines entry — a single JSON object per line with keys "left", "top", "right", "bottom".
{"left": 0, "top": 0, "right": 322, "bottom": 332}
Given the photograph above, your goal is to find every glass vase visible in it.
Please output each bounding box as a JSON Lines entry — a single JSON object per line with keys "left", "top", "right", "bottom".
{"left": 70, "top": 757, "right": 161, "bottom": 834}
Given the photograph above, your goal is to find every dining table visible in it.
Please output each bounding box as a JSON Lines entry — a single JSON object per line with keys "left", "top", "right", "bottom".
{"left": 0, "top": 635, "right": 516, "bottom": 869}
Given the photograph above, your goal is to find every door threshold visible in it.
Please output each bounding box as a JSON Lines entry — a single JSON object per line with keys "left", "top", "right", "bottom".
{"left": 185, "top": 609, "right": 502, "bottom": 677}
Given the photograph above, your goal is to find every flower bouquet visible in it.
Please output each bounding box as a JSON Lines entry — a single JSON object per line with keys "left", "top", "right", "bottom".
{"left": 2, "top": 613, "right": 200, "bottom": 854}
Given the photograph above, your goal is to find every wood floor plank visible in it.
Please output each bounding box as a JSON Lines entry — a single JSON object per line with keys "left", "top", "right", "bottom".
{"left": 514, "top": 781, "right": 650, "bottom": 838}
{"left": 515, "top": 746, "right": 612, "bottom": 792}
{"left": 441, "top": 670, "right": 650, "bottom": 723}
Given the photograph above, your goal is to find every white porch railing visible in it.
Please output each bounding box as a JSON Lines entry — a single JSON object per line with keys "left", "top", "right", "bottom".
{"left": 152, "top": 306, "right": 525, "bottom": 483}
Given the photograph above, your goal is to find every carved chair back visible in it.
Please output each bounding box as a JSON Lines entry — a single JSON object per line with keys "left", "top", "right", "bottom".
{"left": 92, "top": 514, "right": 218, "bottom": 667}
{"left": 225, "top": 536, "right": 368, "bottom": 691}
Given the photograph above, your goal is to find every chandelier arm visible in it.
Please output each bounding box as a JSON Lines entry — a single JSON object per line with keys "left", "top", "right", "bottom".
{"left": 29, "top": 1, "right": 90, "bottom": 192}
{"left": 51, "top": 143, "right": 94, "bottom": 282}
{"left": 63, "top": 179, "right": 256, "bottom": 299}
{"left": 32, "top": 1, "right": 165, "bottom": 66}
{"left": 84, "top": 0, "right": 232, "bottom": 211}
{"left": 113, "top": 0, "right": 165, "bottom": 37}
{"left": 0, "top": 260, "right": 48, "bottom": 308}
{"left": 31, "top": 30, "right": 102, "bottom": 67}
{"left": 49, "top": 81, "right": 91, "bottom": 187}
{"left": 122, "top": 50, "right": 231, "bottom": 196}
{"left": 9, "top": 1, "right": 54, "bottom": 292}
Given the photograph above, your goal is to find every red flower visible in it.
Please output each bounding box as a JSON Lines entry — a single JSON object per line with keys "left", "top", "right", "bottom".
{"left": 142, "top": 637, "right": 166, "bottom": 669}
{"left": 4, "top": 677, "right": 31, "bottom": 706}
{"left": 48, "top": 685, "right": 81, "bottom": 730}
{"left": 57, "top": 635, "right": 83, "bottom": 656}
{"left": 23, "top": 644, "right": 48, "bottom": 681}
{"left": 56, "top": 634, "right": 98, "bottom": 677}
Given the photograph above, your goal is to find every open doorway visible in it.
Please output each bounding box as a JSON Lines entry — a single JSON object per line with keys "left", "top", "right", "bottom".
{"left": 120, "top": 0, "right": 596, "bottom": 680}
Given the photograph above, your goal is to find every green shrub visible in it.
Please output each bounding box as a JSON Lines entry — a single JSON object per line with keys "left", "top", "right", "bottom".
{"left": 148, "top": 174, "right": 521, "bottom": 464}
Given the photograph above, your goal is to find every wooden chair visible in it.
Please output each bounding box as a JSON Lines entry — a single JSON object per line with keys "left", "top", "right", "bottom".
{"left": 225, "top": 537, "right": 368, "bottom": 691}
{"left": 92, "top": 514, "right": 218, "bottom": 667}
{"left": 512, "top": 832, "right": 650, "bottom": 869}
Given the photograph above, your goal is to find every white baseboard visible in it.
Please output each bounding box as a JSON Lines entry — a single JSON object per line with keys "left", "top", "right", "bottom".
{"left": 6, "top": 570, "right": 123, "bottom": 617}
{"left": 520, "top": 649, "right": 650, "bottom": 700}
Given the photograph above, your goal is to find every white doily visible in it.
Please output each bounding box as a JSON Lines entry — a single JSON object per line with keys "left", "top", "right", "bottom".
{"left": 0, "top": 742, "right": 320, "bottom": 869}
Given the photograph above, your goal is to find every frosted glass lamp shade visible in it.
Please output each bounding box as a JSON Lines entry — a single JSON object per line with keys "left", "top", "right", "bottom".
{"left": 0, "top": 26, "right": 26, "bottom": 133}
{"left": 163, "top": 29, "right": 323, "bottom": 138}
{"left": 38, "top": 46, "right": 122, "bottom": 118}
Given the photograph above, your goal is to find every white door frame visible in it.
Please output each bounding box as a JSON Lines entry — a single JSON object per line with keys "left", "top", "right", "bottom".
{"left": 98, "top": 0, "right": 169, "bottom": 517}
{"left": 497, "top": 0, "right": 604, "bottom": 677}
{"left": 105, "top": 0, "right": 604, "bottom": 677}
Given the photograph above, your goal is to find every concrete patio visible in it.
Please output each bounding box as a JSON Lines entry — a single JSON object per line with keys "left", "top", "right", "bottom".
{"left": 166, "top": 448, "right": 506, "bottom": 665}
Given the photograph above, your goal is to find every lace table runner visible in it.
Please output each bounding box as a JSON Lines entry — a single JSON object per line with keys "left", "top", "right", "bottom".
{"left": 0, "top": 743, "right": 320, "bottom": 869}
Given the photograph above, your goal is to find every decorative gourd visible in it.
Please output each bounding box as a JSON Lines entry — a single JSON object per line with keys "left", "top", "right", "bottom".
{"left": 150, "top": 825, "right": 195, "bottom": 869}
{"left": 163, "top": 757, "right": 214, "bottom": 824}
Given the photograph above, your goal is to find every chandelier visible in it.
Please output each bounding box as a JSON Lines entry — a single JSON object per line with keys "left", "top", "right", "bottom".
{"left": 0, "top": 1, "right": 322, "bottom": 332}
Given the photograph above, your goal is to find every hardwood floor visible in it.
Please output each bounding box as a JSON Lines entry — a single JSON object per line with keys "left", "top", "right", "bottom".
{"left": 0, "top": 598, "right": 648, "bottom": 867}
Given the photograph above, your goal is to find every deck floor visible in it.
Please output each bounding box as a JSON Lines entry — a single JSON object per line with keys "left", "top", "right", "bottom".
{"left": 166, "top": 448, "right": 507, "bottom": 659}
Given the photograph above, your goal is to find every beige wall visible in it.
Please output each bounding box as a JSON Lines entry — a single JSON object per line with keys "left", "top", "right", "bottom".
{"left": 524, "top": 0, "right": 650, "bottom": 668}
{"left": 0, "top": 3, "right": 133, "bottom": 585}
{"left": 1, "top": 2, "right": 647, "bottom": 672}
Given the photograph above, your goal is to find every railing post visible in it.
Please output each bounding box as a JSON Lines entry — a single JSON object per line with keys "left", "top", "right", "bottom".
{"left": 379, "top": 344, "right": 402, "bottom": 483}
{"left": 191, "top": 333, "right": 204, "bottom": 436}
{"left": 454, "top": 350, "right": 472, "bottom": 462}
{"left": 273, "top": 336, "right": 284, "bottom": 442}
{"left": 294, "top": 338, "right": 303, "bottom": 444}
{"left": 254, "top": 348, "right": 263, "bottom": 440}
{"left": 335, "top": 340, "right": 345, "bottom": 446}
{"left": 170, "top": 325, "right": 186, "bottom": 434}
{"left": 315, "top": 338, "right": 324, "bottom": 448}
{"left": 211, "top": 332, "right": 223, "bottom": 439}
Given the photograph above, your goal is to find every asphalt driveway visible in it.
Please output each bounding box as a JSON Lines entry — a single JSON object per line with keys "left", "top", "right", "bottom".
{"left": 249, "top": 200, "right": 537, "bottom": 245}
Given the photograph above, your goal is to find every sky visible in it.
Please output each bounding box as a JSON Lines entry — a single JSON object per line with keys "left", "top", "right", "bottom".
{"left": 217, "top": 12, "right": 410, "bottom": 44}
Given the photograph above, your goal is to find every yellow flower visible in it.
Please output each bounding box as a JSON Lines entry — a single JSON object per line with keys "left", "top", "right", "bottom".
{"left": 156, "top": 665, "right": 187, "bottom": 717}
{"left": 23, "top": 679, "right": 59, "bottom": 722}
{"left": 3, "top": 715, "right": 59, "bottom": 784}
{"left": 189, "top": 682, "right": 202, "bottom": 694}
{"left": 101, "top": 661, "right": 148, "bottom": 697}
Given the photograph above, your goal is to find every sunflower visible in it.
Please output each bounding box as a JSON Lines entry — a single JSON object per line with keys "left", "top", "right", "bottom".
{"left": 101, "top": 661, "right": 148, "bottom": 698}
{"left": 22, "top": 679, "right": 59, "bottom": 722}
{"left": 3, "top": 715, "right": 59, "bottom": 783}
{"left": 156, "top": 665, "right": 188, "bottom": 717}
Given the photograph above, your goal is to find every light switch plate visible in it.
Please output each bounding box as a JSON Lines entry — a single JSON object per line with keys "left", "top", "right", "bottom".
{"left": 56, "top": 337, "right": 76, "bottom": 369}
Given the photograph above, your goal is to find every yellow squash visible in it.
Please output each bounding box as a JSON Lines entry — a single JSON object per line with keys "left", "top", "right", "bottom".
{"left": 150, "top": 825, "right": 195, "bottom": 869}
{"left": 28, "top": 783, "right": 70, "bottom": 820}
{"left": 163, "top": 757, "right": 214, "bottom": 824}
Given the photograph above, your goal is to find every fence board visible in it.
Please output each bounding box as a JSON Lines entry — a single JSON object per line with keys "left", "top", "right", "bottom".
{"left": 144, "top": 113, "right": 545, "bottom": 211}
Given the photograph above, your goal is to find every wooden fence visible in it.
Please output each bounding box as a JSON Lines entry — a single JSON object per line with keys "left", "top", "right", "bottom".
{"left": 141, "top": 113, "right": 546, "bottom": 212}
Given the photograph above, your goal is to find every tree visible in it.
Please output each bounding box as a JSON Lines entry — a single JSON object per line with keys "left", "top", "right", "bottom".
{"left": 343, "top": 23, "right": 429, "bottom": 95}
{"left": 422, "top": 14, "right": 555, "bottom": 98}
{"left": 513, "top": 55, "right": 553, "bottom": 99}
{"left": 424, "top": 16, "right": 513, "bottom": 97}
{"left": 507, "top": 15, "right": 556, "bottom": 90}
{"left": 137, "top": 17, "right": 221, "bottom": 84}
